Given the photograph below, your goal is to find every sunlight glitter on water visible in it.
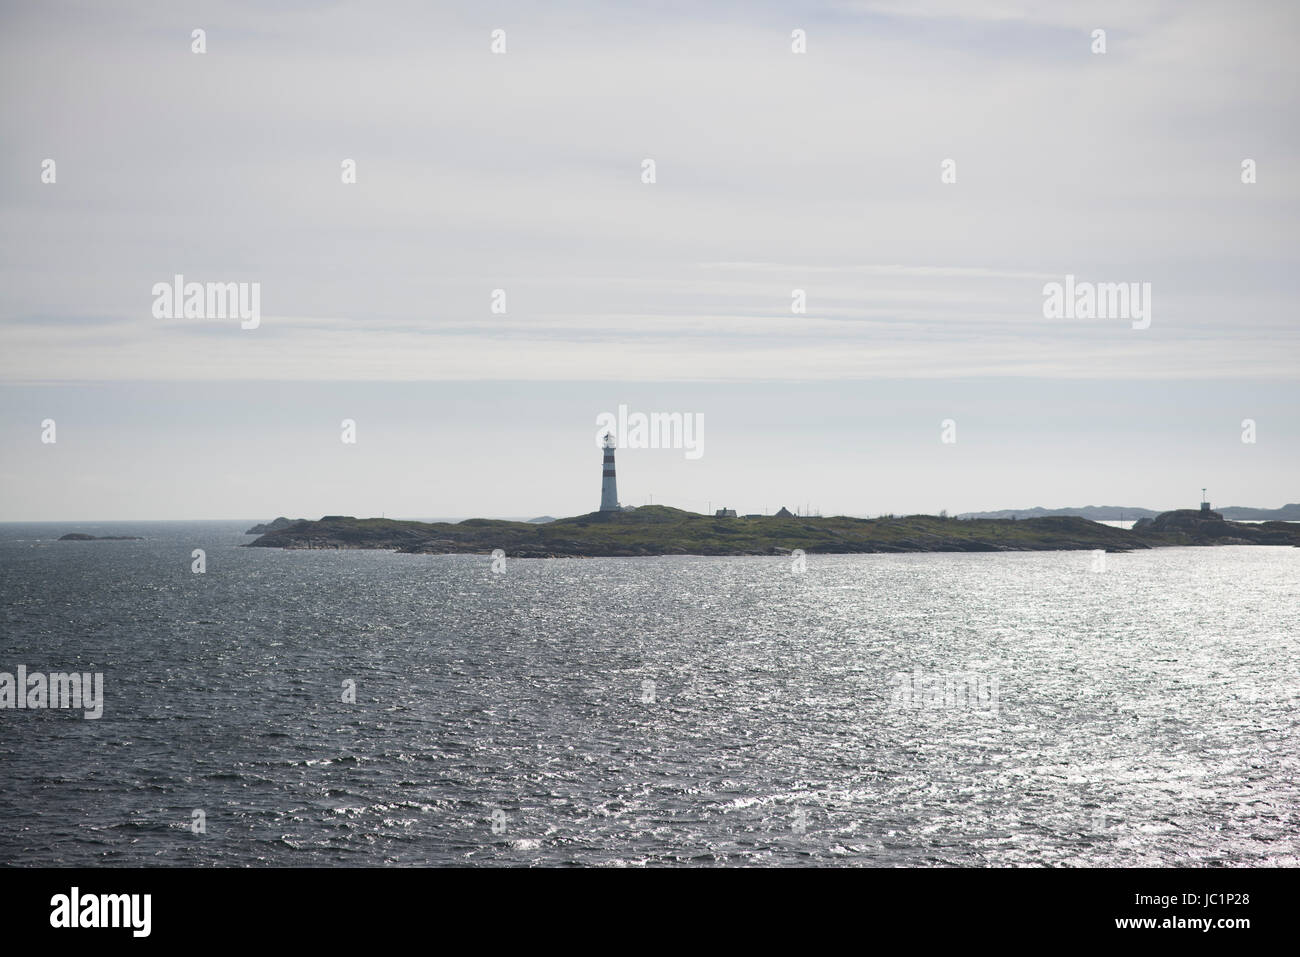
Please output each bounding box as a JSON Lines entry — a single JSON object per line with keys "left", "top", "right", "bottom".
{"left": 1, "top": 522, "right": 1297, "bottom": 866}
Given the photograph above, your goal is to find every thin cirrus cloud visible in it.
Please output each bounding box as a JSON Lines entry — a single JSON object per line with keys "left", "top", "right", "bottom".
{"left": 0, "top": 0, "right": 1296, "bottom": 387}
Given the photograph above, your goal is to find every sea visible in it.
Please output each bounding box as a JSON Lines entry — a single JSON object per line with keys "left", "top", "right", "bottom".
{"left": 1, "top": 520, "right": 1297, "bottom": 866}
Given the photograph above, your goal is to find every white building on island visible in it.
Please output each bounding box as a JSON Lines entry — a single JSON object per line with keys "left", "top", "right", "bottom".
{"left": 599, "top": 433, "right": 620, "bottom": 511}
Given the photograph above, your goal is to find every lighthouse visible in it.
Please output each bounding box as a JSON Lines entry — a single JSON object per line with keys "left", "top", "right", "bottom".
{"left": 599, "top": 432, "right": 620, "bottom": 511}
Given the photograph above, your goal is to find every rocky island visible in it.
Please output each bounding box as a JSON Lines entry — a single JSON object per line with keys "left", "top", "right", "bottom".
{"left": 244, "top": 506, "right": 1300, "bottom": 558}
{"left": 58, "top": 533, "right": 144, "bottom": 541}
{"left": 244, "top": 517, "right": 307, "bottom": 534}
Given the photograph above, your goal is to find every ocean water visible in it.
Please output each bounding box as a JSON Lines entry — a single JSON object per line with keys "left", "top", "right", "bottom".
{"left": 0, "top": 520, "right": 1297, "bottom": 867}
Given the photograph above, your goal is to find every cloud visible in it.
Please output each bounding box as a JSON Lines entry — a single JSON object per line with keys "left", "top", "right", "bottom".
{"left": 0, "top": 0, "right": 1296, "bottom": 383}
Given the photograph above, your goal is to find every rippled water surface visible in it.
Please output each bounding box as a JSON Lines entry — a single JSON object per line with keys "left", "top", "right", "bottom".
{"left": 1, "top": 521, "right": 1297, "bottom": 866}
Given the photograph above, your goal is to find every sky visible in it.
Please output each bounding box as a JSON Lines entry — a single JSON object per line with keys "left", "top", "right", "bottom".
{"left": 0, "top": 0, "right": 1296, "bottom": 520}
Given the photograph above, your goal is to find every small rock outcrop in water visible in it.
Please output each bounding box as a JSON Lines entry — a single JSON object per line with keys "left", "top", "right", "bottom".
{"left": 1148, "top": 508, "right": 1225, "bottom": 529}
{"left": 58, "top": 533, "right": 143, "bottom": 541}
{"left": 244, "top": 517, "right": 306, "bottom": 534}
{"left": 1135, "top": 508, "right": 1298, "bottom": 545}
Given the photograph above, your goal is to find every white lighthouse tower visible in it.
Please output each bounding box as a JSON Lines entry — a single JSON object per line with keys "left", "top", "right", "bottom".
{"left": 599, "top": 432, "right": 620, "bottom": 511}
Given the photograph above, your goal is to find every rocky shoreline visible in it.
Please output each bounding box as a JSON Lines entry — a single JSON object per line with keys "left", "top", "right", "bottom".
{"left": 243, "top": 506, "right": 1300, "bottom": 558}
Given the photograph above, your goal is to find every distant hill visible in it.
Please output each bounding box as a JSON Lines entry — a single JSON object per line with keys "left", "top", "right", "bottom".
{"left": 526, "top": 516, "right": 556, "bottom": 524}
{"left": 957, "top": 506, "right": 1159, "bottom": 520}
{"left": 958, "top": 504, "right": 1300, "bottom": 521}
{"left": 1217, "top": 504, "right": 1300, "bottom": 520}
